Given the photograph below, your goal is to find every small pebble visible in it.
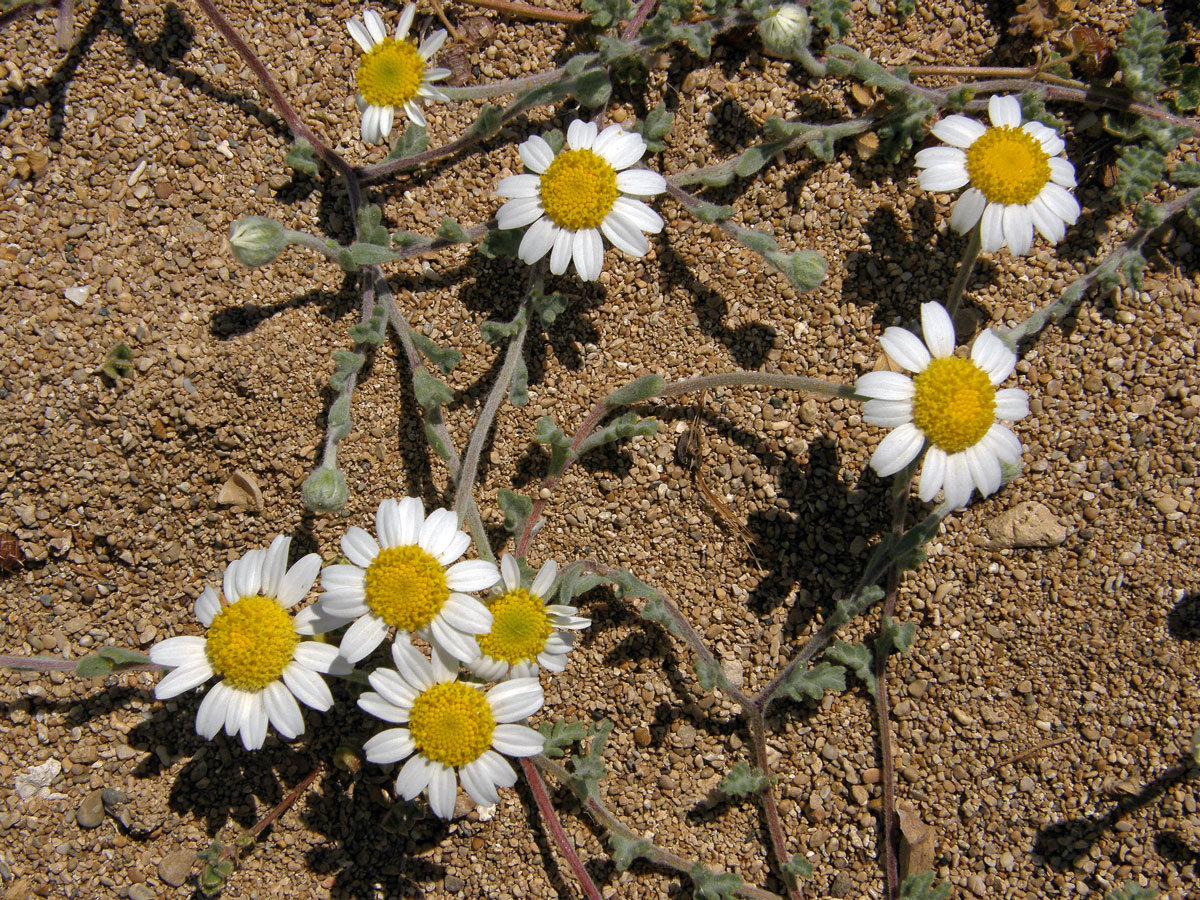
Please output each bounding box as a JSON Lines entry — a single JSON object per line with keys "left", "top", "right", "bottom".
{"left": 127, "top": 885, "right": 155, "bottom": 900}
{"left": 76, "top": 790, "right": 106, "bottom": 829}
{"left": 157, "top": 849, "right": 197, "bottom": 887}
{"left": 444, "top": 875, "right": 465, "bottom": 892}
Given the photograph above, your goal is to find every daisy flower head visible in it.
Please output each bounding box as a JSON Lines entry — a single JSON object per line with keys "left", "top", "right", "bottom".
{"left": 495, "top": 119, "right": 667, "bottom": 281}
{"left": 148, "top": 536, "right": 347, "bottom": 751}
{"left": 359, "top": 640, "right": 545, "bottom": 819}
{"left": 347, "top": 5, "right": 451, "bottom": 142}
{"left": 470, "top": 554, "right": 591, "bottom": 681}
{"left": 854, "top": 302, "right": 1029, "bottom": 509}
{"left": 295, "top": 498, "right": 500, "bottom": 665}
{"left": 914, "top": 94, "right": 1080, "bottom": 255}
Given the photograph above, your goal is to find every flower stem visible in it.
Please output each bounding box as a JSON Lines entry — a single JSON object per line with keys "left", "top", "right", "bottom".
{"left": 747, "top": 710, "right": 803, "bottom": 900}
{"left": 519, "top": 757, "right": 604, "bottom": 900}
{"left": 621, "top": 0, "right": 658, "bottom": 41}
{"left": 944, "top": 223, "right": 981, "bottom": 320}
{"left": 660, "top": 372, "right": 857, "bottom": 400}
{"left": 455, "top": 0, "right": 588, "bottom": 24}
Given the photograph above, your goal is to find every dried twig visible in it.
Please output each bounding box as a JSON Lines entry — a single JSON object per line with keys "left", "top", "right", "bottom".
{"left": 986, "top": 735, "right": 1074, "bottom": 775}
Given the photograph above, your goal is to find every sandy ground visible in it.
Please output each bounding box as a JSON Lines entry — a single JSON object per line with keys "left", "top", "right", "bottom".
{"left": 1, "top": 0, "right": 1199, "bottom": 898}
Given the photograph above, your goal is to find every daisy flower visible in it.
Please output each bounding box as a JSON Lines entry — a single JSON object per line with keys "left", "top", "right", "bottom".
{"left": 359, "top": 640, "right": 545, "bottom": 819}
{"left": 914, "top": 94, "right": 1080, "bottom": 255}
{"left": 855, "top": 302, "right": 1029, "bottom": 508}
{"left": 348, "top": 5, "right": 451, "bottom": 142}
{"left": 495, "top": 119, "right": 667, "bottom": 281}
{"left": 470, "top": 554, "right": 591, "bottom": 681}
{"left": 295, "top": 498, "right": 499, "bottom": 665}
{"left": 148, "top": 536, "right": 346, "bottom": 751}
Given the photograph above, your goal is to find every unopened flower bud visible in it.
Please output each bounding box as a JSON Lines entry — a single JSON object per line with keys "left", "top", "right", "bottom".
{"left": 229, "top": 216, "right": 287, "bottom": 268}
{"left": 301, "top": 464, "right": 348, "bottom": 514}
{"left": 759, "top": 4, "right": 811, "bottom": 61}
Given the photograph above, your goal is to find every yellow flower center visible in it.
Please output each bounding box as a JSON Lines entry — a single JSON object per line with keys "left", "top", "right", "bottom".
{"left": 205, "top": 595, "right": 298, "bottom": 692}
{"left": 364, "top": 545, "right": 449, "bottom": 632}
{"left": 538, "top": 149, "right": 619, "bottom": 231}
{"left": 356, "top": 38, "right": 424, "bottom": 108}
{"left": 477, "top": 589, "right": 553, "bottom": 664}
{"left": 408, "top": 681, "right": 495, "bottom": 768}
{"left": 911, "top": 357, "right": 997, "bottom": 454}
{"left": 965, "top": 125, "right": 1051, "bottom": 206}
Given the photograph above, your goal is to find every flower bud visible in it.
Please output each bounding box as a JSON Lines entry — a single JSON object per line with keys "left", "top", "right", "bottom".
{"left": 228, "top": 216, "right": 287, "bottom": 268}
{"left": 758, "top": 4, "right": 811, "bottom": 62}
{"left": 301, "top": 464, "right": 348, "bottom": 514}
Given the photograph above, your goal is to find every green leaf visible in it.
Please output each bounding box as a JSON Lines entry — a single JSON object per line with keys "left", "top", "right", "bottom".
{"left": 877, "top": 615, "right": 916, "bottom": 656}
{"left": 100, "top": 343, "right": 134, "bottom": 380}
{"left": 479, "top": 228, "right": 523, "bottom": 259}
{"left": 437, "top": 217, "right": 471, "bottom": 243}
{"left": 899, "top": 871, "right": 951, "bottom": 900}
{"left": 567, "top": 720, "right": 613, "bottom": 798}
{"left": 1117, "top": 249, "right": 1147, "bottom": 291}
{"left": 532, "top": 291, "right": 569, "bottom": 326}
{"left": 408, "top": 331, "right": 462, "bottom": 374}
{"left": 466, "top": 104, "right": 504, "bottom": 141}
{"left": 636, "top": 103, "right": 674, "bottom": 153}
{"left": 1171, "top": 161, "right": 1200, "bottom": 186}
{"left": 385, "top": 124, "right": 428, "bottom": 161}
{"left": 285, "top": 138, "right": 318, "bottom": 176}
{"left": 719, "top": 761, "right": 769, "bottom": 797}
{"left": 542, "top": 129, "right": 565, "bottom": 155}
{"left": 772, "top": 661, "right": 846, "bottom": 704}
{"left": 582, "top": 0, "right": 632, "bottom": 28}
{"left": 577, "top": 411, "right": 657, "bottom": 455}
{"left": 413, "top": 369, "right": 454, "bottom": 409}
{"left": 391, "top": 231, "right": 425, "bottom": 248}
{"left": 424, "top": 420, "right": 452, "bottom": 460}
{"left": 811, "top": 0, "right": 853, "bottom": 39}
{"left": 692, "top": 201, "right": 734, "bottom": 223}
{"left": 833, "top": 583, "right": 885, "bottom": 626}
{"left": 734, "top": 227, "right": 778, "bottom": 256}
{"left": 537, "top": 719, "right": 588, "bottom": 758}
{"left": 734, "top": 146, "right": 770, "bottom": 178}
{"left": 344, "top": 242, "right": 398, "bottom": 267}
{"left": 98, "top": 647, "right": 150, "bottom": 668}
{"left": 826, "top": 639, "right": 875, "bottom": 696}
{"left": 348, "top": 302, "right": 388, "bottom": 348}
{"left": 357, "top": 203, "right": 390, "bottom": 246}
{"left": 767, "top": 250, "right": 827, "bottom": 291}
{"left": 604, "top": 374, "right": 666, "bottom": 408}
{"left": 694, "top": 656, "right": 732, "bottom": 692}
{"left": 480, "top": 315, "right": 524, "bottom": 344}
{"left": 609, "top": 833, "right": 653, "bottom": 872}
{"left": 689, "top": 863, "right": 743, "bottom": 900}
{"left": 554, "top": 566, "right": 608, "bottom": 605}
{"left": 510, "top": 354, "right": 529, "bottom": 407}
{"left": 571, "top": 69, "right": 611, "bottom": 107}
{"left": 76, "top": 655, "right": 115, "bottom": 678}
{"left": 1106, "top": 881, "right": 1157, "bottom": 900}
{"left": 640, "top": 596, "right": 685, "bottom": 637}
{"left": 782, "top": 854, "right": 814, "bottom": 881}
{"left": 700, "top": 170, "right": 735, "bottom": 188}
{"left": 1115, "top": 9, "right": 1168, "bottom": 99}
{"left": 534, "top": 416, "right": 573, "bottom": 477}
{"left": 497, "top": 489, "right": 533, "bottom": 534}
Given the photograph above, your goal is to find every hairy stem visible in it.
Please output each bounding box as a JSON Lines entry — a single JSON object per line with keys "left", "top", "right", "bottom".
{"left": 659, "top": 372, "right": 857, "bottom": 400}
{"left": 747, "top": 711, "right": 803, "bottom": 900}
{"left": 621, "top": 0, "right": 658, "bottom": 41}
{"left": 519, "top": 757, "right": 604, "bottom": 900}
{"left": 456, "top": 0, "right": 588, "bottom": 24}
{"left": 944, "top": 223, "right": 981, "bottom": 320}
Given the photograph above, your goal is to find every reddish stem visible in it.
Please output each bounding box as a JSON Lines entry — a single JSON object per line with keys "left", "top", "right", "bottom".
{"left": 520, "top": 757, "right": 604, "bottom": 900}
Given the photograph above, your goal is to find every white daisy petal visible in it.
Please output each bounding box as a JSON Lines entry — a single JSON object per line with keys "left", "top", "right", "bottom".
{"left": 916, "top": 154, "right": 970, "bottom": 192}
{"left": 404, "top": 101, "right": 427, "bottom": 128}
{"left": 417, "top": 508, "right": 459, "bottom": 560}
{"left": 278, "top": 553, "right": 321, "bottom": 608}
{"left": 392, "top": 640, "right": 435, "bottom": 690}
{"left": 497, "top": 196, "right": 545, "bottom": 230}
{"left": 994, "top": 388, "right": 1030, "bottom": 420}
{"left": 459, "top": 758, "right": 501, "bottom": 806}
{"left": 591, "top": 123, "right": 628, "bottom": 158}
{"left": 261, "top": 535, "right": 290, "bottom": 599}
{"left": 982, "top": 423, "right": 1023, "bottom": 465}
{"left": 615, "top": 168, "right": 666, "bottom": 196}
{"left": 395, "top": 754, "right": 435, "bottom": 801}
{"left": 364, "top": 9, "right": 387, "bottom": 44}
{"left": 234, "top": 549, "right": 264, "bottom": 601}
{"left": 395, "top": 3, "right": 415, "bottom": 40}
{"left": 496, "top": 174, "right": 542, "bottom": 199}
{"left": 918, "top": 446, "right": 948, "bottom": 503}
{"left": 1002, "top": 204, "right": 1034, "bottom": 255}
{"left": 854, "top": 370, "right": 916, "bottom": 401}
{"left": 429, "top": 616, "right": 482, "bottom": 662}
{"left": 566, "top": 119, "right": 597, "bottom": 150}
{"left": 942, "top": 454, "right": 975, "bottom": 508}
{"left": 477, "top": 749, "right": 518, "bottom": 789}
{"left": 378, "top": 104, "right": 394, "bottom": 141}
{"left": 862, "top": 398, "right": 914, "bottom": 428}
{"left": 1040, "top": 183, "right": 1080, "bottom": 225}
{"left": 437, "top": 531, "right": 471, "bottom": 567}
{"left": 471, "top": 655, "right": 509, "bottom": 681}
{"left": 431, "top": 644, "right": 459, "bottom": 683}
{"left": 361, "top": 103, "right": 380, "bottom": 143}
{"left": 282, "top": 660, "right": 334, "bottom": 711}
{"left": 518, "top": 217, "right": 556, "bottom": 264}
{"left": 869, "top": 422, "right": 925, "bottom": 477}
{"left": 610, "top": 196, "right": 663, "bottom": 234}
{"left": 970, "top": 329, "right": 1017, "bottom": 384}
{"left": 418, "top": 29, "right": 447, "bottom": 60}
{"left": 486, "top": 677, "right": 544, "bottom": 722}
{"left": 347, "top": 18, "right": 374, "bottom": 53}
{"left": 549, "top": 227, "right": 573, "bottom": 275}
{"left": 358, "top": 692, "right": 408, "bottom": 723}
{"left": 376, "top": 499, "right": 402, "bottom": 549}
{"left": 573, "top": 228, "right": 605, "bottom": 281}
{"left": 931, "top": 115, "right": 986, "bottom": 148}
{"left": 600, "top": 214, "right": 649, "bottom": 257}
{"left": 338, "top": 613, "right": 390, "bottom": 664}
{"left": 240, "top": 694, "right": 269, "bottom": 750}
{"left": 519, "top": 135, "right": 556, "bottom": 174}
{"left": 914, "top": 145, "right": 967, "bottom": 171}
{"left": 426, "top": 763, "right": 457, "bottom": 820}
{"left": 966, "top": 444, "right": 1003, "bottom": 498}
{"left": 263, "top": 681, "right": 304, "bottom": 739}
{"left": 490, "top": 724, "right": 544, "bottom": 757}
{"left": 438, "top": 594, "right": 493, "bottom": 633}
{"left": 536, "top": 652, "right": 567, "bottom": 673}
{"left": 920, "top": 302, "right": 956, "bottom": 358}
{"left": 396, "top": 496, "right": 425, "bottom": 545}
{"left": 154, "top": 661, "right": 214, "bottom": 699}
{"left": 322, "top": 564, "right": 366, "bottom": 592}
{"left": 292, "top": 641, "right": 345, "bottom": 675}
{"left": 1023, "top": 120, "right": 1065, "bottom": 157}
{"left": 196, "top": 681, "right": 231, "bottom": 740}
{"left": 879, "top": 326, "right": 932, "bottom": 373}
{"left": 1029, "top": 196, "right": 1067, "bottom": 244}
{"left": 292, "top": 606, "right": 350, "bottom": 635}
{"left": 1048, "top": 157, "right": 1076, "bottom": 188}
{"left": 530, "top": 559, "right": 558, "bottom": 598}
{"left": 342, "top": 526, "right": 380, "bottom": 568}
{"left": 500, "top": 554, "right": 521, "bottom": 591}
{"left": 364, "top": 728, "right": 416, "bottom": 764}
{"left": 600, "top": 131, "right": 648, "bottom": 170}
{"left": 368, "top": 667, "right": 419, "bottom": 710}
{"left": 195, "top": 586, "right": 221, "bottom": 627}
{"left": 988, "top": 94, "right": 1022, "bottom": 128}
{"left": 149, "top": 636, "right": 208, "bottom": 669}
{"left": 979, "top": 203, "right": 1006, "bottom": 252}
{"left": 224, "top": 688, "right": 250, "bottom": 737}
{"left": 949, "top": 187, "right": 988, "bottom": 234}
